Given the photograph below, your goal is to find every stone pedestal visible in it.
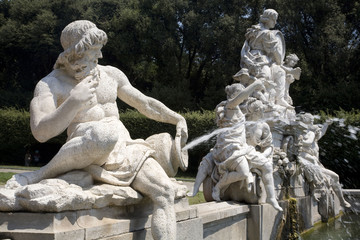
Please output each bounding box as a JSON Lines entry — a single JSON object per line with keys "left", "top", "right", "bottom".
{"left": 195, "top": 201, "right": 249, "bottom": 240}
{"left": 0, "top": 198, "right": 201, "bottom": 240}
{"left": 0, "top": 196, "right": 346, "bottom": 240}
{"left": 247, "top": 201, "right": 286, "bottom": 240}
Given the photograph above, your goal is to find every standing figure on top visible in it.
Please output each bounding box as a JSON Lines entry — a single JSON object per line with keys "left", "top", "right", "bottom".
{"left": 235, "top": 9, "right": 293, "bottom": 111}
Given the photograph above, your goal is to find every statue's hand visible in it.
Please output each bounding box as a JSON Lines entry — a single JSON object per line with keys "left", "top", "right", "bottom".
{"left": 253, "top": 79, "right": 265, "bottom": 91}
{"left": 69, "top": 75, "right": 98, "bottom": 108}
{"left": 176, "top": 117, "right": 188, "bottom": 147}
{"left": 325, "top": 119, "right": 334, "bottom": 125}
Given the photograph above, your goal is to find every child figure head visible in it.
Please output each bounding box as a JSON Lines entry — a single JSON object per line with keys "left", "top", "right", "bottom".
{"left": 225, "top": 83, "right": 245, "bottom": 99}
{"left": 284, "top": 54, "right": 299, "bottom": 67}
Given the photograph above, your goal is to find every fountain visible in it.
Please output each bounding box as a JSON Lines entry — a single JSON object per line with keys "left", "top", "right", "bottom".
{"left": 0, "top": 9, "right": 358, "bottom": 240}
{"left": 185, "top": 8, "right": 356, "bottom": 239}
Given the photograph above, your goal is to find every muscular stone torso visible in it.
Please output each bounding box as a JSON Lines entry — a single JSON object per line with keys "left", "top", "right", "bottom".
{"left": 46, "top": 65, "right": 123, "bottom": 140}
{"left": 59, "top": 66, "right": 119, "bottom": 121}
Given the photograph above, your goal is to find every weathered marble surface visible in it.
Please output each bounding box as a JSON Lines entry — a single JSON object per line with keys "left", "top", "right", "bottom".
{"left": 3, "top": 20, "right": 188, "bottom": 240}
{"left": 1, "top": 170, "right": 190, "bottom": 213}
{"left": 191, "top": 81, "right": 283, "bottom": 211}
{"left": 191, "top": 9, "right": 350, "bottom": 221}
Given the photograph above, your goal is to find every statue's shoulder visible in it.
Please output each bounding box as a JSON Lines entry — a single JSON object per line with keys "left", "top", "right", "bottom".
{"left": 100, "top": 65, "right": 127, "bottom": 79}
{"left": 245, "top": 24, "right": 261, "bottom": 38}
{"left": 35, "top": 70, "right": 60, "bottom": 89}
{"left": 34, "top": 69, "right": 72, "bottom": 96}
{"left": 99, "top": 65, "right": 129, "bottom": 86}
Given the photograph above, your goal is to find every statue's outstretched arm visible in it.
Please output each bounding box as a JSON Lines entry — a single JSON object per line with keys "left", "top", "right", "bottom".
{"left": 115, "top": 69, "right": 188, "bottom": 144}
{"left": 227, "top": 80, "right": 264, "bottom": 108}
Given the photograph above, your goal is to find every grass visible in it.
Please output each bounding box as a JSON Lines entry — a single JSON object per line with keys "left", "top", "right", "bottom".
{"left": 0, "top": 165, "right": 40, "bottom": 170}
{"left": 0, "top": 172, "right": 15, "bottom": 184}
{"left": 188, "top": 191, "right": 206, "bottom": 205}
{"left": 0, "top": 165, "right": 39, "bottom": 185}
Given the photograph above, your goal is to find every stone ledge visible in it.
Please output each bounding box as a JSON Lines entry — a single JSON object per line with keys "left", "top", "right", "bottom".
{"left": 0, "top": 198, "right": 198, "bottom": 240}
{"left": 195, "top": 201, "right": 249, "bottom": 224}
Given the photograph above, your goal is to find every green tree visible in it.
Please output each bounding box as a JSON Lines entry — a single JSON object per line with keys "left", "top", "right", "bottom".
{"left": 0, "top": 0, "right": 359, "bottom": 112}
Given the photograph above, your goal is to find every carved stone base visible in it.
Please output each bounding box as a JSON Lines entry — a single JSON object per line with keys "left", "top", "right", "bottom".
{"left": 0, "top": 195, "right": 345, "bottom": 240}
{"left": 0, "top": 198, "right": 201, "bottom": 240}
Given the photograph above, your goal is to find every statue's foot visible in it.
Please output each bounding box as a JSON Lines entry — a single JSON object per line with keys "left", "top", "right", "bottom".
{"left": 171, "top": 180, "right": 188, "bottom": 199}
{"left": 246, "top": 175, "right": 254, "bottom": 192}
{"left": 212, "top": 186, "right": 221, "bottom": 202}
{"left": 342, "top": 200, "right": 351, "bottom": 208}
{"left": 5, "top": 172, "right": 33, "bottom": 189}
{"left": 187, "top": 188, "right": 198, "bottom": 197}
{"left": 277, "top": 98, "right": 294, "bottom": 109}
{"left": 267, "top": 198, "right": 283, "bottom": 212}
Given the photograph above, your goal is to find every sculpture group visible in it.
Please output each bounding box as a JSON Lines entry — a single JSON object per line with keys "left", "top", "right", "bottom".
{"left": 191, "top": 9, "right": 350, "bottom": 217}
{"left": 0, "top": 8, "right": 351, "bottom": 240}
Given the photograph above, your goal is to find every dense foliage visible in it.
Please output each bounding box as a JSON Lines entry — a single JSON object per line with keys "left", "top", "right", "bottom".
{"left": 1, "top": 108, "right": 359, "bottom": 188}
{"left": 1, "top": 0, "right": 359, "bottom": 112}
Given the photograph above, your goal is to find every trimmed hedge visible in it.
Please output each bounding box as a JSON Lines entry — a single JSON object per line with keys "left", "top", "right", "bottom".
{"left": 1, "top": 108, "right": 359, "bottom": 188}
{"left": 0, "top": 108, "right": 217, "bottom": 171}
{"left": 0, "top": 108, "right": 67, "bottom": 165}
{"left": 0, "top": 108, "right": 34, "bottom": 165}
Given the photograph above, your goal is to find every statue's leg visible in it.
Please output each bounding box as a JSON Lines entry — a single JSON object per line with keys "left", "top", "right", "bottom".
{"left": 322, "top": 168, "right": 351, "bottom": 208}
{"left": 191, "top": 154, "right": 214, "bottom": 197}
{"left": 131, "top": 158, "right": 176, "bottom": 240}
{"left": 272, "top": 66, "right": 293, "bottom": 108}
{"left": 212, "top": 156, "right": 251, "bottom": 201}
{"left": 6, "top": 128, "right": 118, "bottom": 188}
{"left": 260, "top": 161, "right": 283, "bottom": 211}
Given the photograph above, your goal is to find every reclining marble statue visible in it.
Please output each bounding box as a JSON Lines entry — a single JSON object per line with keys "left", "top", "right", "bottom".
{"left": 4, "top": 20, "right": 189, "bottom": 240}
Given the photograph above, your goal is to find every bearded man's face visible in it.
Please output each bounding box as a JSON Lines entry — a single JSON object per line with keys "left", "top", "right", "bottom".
{"left": 70, "top": 44, "right": 103, "bottom": 81}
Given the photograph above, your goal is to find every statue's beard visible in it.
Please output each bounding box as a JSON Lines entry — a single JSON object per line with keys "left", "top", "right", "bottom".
{"left": 71, "top": 60, "right": 98, "bottom": 81}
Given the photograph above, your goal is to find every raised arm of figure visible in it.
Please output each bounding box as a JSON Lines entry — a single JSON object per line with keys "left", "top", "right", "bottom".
{"left": 227, "top": 80, "right": 264, "bottom": 109}
{"left": 319, "top": 121, "right": 332, "bottom": 139}
{"left": 30, "top": 75, "right": 97, "bottom": 142}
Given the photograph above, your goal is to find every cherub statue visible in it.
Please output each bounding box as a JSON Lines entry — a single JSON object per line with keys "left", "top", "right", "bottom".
{"left": 281, "top": 54, "right": 301, "bottom": 106}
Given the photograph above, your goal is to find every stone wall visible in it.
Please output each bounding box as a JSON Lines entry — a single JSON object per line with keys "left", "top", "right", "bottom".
{"left": 0, "top": 195, "right": 348, "bottom": 240}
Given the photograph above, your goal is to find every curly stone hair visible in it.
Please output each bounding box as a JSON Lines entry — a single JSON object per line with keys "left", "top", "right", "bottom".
{"left": 54, "top": 20, "right": 107, "bottom": 70}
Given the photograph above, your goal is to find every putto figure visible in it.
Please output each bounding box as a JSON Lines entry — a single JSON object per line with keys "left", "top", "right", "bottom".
{"left": 6, "top": 20, "right": 188, "bottom": 240}
{"left": 281, "top": 53, "right": 301, "bottom": 106}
